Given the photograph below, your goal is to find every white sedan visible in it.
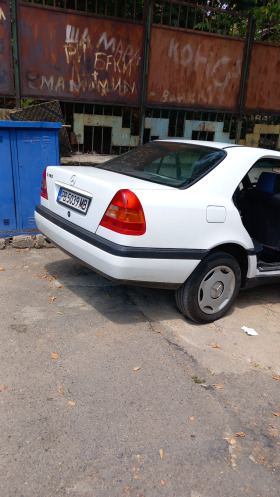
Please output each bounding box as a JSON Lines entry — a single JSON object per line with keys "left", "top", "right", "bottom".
{"left": 35, "top": 140, "right": 280, "bottom": 323}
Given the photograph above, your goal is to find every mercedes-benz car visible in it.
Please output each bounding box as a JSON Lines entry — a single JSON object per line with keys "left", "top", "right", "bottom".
{"left": 35, "top": 140, "right": 280, "bottom": 323}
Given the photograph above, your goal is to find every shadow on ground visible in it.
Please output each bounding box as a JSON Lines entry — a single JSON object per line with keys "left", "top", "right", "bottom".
{"left": 45, "top": 256, "right": 280, "bottom": 326}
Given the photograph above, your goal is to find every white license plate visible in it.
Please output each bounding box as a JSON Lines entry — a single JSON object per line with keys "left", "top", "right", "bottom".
{"left": 57, "top": 188, "right": 91, "bottom": 214}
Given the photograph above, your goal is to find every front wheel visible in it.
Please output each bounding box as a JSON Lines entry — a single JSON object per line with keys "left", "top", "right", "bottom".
{"left": 175, "top": 252, "right": 241, "bottom": 323}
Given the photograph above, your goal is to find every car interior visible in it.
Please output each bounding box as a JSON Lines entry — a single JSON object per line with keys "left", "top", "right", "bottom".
{"left": 234, "top": 159, "right": 280, "bottom": 271}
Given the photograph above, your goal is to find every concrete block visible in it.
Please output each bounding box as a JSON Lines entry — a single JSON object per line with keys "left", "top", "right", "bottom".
{"left": 35, "top": 234, "right": 55, "bottom": 248}
{"left": 0, "top": 238, "right": 6, "bottom": 250}
{"left": 11, "top": 235, "right": 35, "bottom": 249}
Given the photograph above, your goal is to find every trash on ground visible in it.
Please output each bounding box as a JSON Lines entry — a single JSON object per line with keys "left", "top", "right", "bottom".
{"left": 241, "top": 326, "right": 258, "bottom": 336}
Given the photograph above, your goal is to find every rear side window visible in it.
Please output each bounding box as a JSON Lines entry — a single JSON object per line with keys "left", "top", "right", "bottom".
{"left": 98, "top": 141, "right": 226, "bottom": 188}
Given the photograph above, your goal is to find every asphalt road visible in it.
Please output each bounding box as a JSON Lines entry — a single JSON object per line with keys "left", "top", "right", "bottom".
{"left": 0, "top": 247, "right": 280, "bottom": 497}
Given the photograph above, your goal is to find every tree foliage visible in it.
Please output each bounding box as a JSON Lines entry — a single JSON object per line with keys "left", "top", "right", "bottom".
{"left": 208, "top": 0, "right": 280, "bottom": 42}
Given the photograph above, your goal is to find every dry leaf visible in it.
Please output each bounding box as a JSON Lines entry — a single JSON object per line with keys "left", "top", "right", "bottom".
{"left": 68, "top": 401, "right": 76, "bottom": 406}
{"left": 271, "top": 432, "right": 277, "bottom": 437}
{"left": 125, "top": 486, "right": 131, "bottom": 496}
{"left": 259, "top": 456, "right": 265, "bottom": 461}
{"left": 159, "top": 449, "right": 164, "bottom": 459}
{"left": 38, "top": 274, "right": 48, "bottom": 279}
{"left": 272, "top": 412, "right": 280, "bottom": 417}
{"left": 235, "top": 432, "right": 245, "bottom": 437}
{"left": 133, "top": 366, "right": 141, "bottom": 371}
{"left": 272, "top": 374, "right": 280, "bottom": 381}
{"left": 189, "top": 416, "right": 195, "bottom": 421}
{"left": 0, "top": 385, "right": 8, "bottom": 392}
{"left": 49, "top": 296, "right": 57, "bottom": 304}
{"left": 212, "top": 344, "right": 220, "bottom": 349}
{"left": 57, "top": 386, "right": 64, "bottom": 397}
{"left": 0, "top": 268, "right": 5, "bottom": 271}
{"left": 51, "top": 352, "right": 59, "bottom": 359}
{"left": 154, "top": 329, "right": 162, "bottom": 334}
{"left": 213, "top": 384, "right": 224, "bottom": 389}
{"left": 56, "top": 311, "right": 62, "bottom": 315}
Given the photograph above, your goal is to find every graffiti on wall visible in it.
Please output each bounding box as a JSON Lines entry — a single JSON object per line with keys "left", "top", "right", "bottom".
{"left": 0, "top": 0, "right": 13, "bottom": 95}
{"left": 147, "top": 27, "right": 245, "bottom": 111}
{"left": 19, "top": 6, "right": 143, "bottom": 104}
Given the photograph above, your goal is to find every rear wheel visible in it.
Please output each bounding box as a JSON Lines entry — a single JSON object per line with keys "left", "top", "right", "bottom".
{"left": 175, "top": 252, "right": 241, "bottom": 323}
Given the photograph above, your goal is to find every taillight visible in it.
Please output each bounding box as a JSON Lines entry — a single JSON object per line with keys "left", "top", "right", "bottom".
{"left": 100, "top": 189, "right": 146, "bottom": 236}
{"left": 41, "top": 168, "right": 48, "bottom": 200}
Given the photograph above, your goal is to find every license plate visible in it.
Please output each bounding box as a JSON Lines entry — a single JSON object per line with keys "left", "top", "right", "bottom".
{"left": 57, "top": 187, "right": 91, "bottom": 214}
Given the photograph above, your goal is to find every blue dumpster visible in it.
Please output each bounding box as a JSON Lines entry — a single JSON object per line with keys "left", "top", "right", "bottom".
{"left": 0, "top": 121, "right": 62, "bottom": 237}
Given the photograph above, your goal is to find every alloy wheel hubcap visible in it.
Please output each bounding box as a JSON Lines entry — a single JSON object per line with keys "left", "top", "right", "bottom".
{"left": 198, "top": 265, "right": 235, "bottom": 315}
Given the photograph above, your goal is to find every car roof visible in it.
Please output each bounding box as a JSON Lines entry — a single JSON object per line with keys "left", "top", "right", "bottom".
{"left": 153, "top": 139, "right": 280, "bottom": 157}
{"left": 154, "top": 139, "right": 241, "bottom": 150}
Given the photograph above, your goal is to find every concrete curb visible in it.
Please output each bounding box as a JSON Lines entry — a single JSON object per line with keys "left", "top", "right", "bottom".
{"left": 0, "top": 234, "right": 55, "bottom": 250}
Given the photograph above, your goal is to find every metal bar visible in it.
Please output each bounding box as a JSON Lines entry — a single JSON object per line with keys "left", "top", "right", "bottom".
{"left": 109, "top": 106, "right": 113, "bottom": 154}
{"left": 175, "top": 110, "right": 178, "bottom": 136}
{"left": 217, "top": 13, "right": 220, "bottom": 33}
{"left": 177, "top": 3, "right": 180, "bottom": 27}
{"left": 91, "top": 103, "right": 95, "bottom": 153}
{"left": 140, "top": 0, "right": 153, "bottom": 145}
{"left": 209, "top": 10, "right": 212, "bottom": 33}
{"left": 236, "top": 15, "right": 255, "bottom": 144}
{"left": 185, "top": 5, "right": 189, "bottom": 28}
{"left": 193, "top": 6, "right": 197, "bottom": 29}
{"left": 129, "top": 108, "right": 133, "bottom": 149}
{"left": 202, "top": 6, "right": 205, "bottom": 32}
{"left": 11, "top": 0, "right": 21, "bottom": 107}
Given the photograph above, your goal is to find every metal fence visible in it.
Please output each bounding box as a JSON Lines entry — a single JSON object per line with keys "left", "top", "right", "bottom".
{"left": 1, "top": 0, "right": 280, "bottom": 153}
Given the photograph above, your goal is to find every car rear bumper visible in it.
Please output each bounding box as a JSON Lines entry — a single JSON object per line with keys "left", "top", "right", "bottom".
{"left": 35, "top": 205, "right": 207, "bottom": 287}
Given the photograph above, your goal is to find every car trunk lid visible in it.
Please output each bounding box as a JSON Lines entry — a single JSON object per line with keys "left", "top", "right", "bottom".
{"left": 44, "top": 165, "right": 172, "bottom": 233}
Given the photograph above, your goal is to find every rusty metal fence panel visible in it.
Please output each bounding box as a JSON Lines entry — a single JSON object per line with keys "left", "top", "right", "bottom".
{"left": 0, "top": 0, "right": 14, "bottom": 95}
{"left": 245, "top": 41, "right": 280, "bottom": 113}
{"left": 147, "top": 26, "right": 246, "bottom": 111}
{"left": 18, "top": 2, "right": 144, "bottom": 105}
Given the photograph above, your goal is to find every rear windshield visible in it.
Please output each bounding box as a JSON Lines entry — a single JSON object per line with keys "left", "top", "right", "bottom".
{"left": 98, "top": 141, "right": 226, "bottom": 188}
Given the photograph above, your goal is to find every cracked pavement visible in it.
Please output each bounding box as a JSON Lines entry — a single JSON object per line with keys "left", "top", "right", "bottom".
{"left": 0, "top": 247, "right": 279, "bottom": 497}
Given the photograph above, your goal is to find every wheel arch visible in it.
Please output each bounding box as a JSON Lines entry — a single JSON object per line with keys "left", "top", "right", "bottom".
{"left": 208, "top": 243, "right": 249, "bottom": 287}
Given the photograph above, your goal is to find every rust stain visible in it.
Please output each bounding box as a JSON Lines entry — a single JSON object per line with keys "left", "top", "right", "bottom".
{"left": 19, "top": 5, "right": 144, "bottom": 104}
{"left": 0, "top": 0, "right": 14, "bottom": 95}
{"left": 147, "top": 26, "right": 245, "bottom": 111}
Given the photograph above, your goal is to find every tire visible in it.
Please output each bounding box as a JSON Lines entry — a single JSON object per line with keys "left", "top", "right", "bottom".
{"left": 175, "top": 252, "right": 241, "bottom": 324}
